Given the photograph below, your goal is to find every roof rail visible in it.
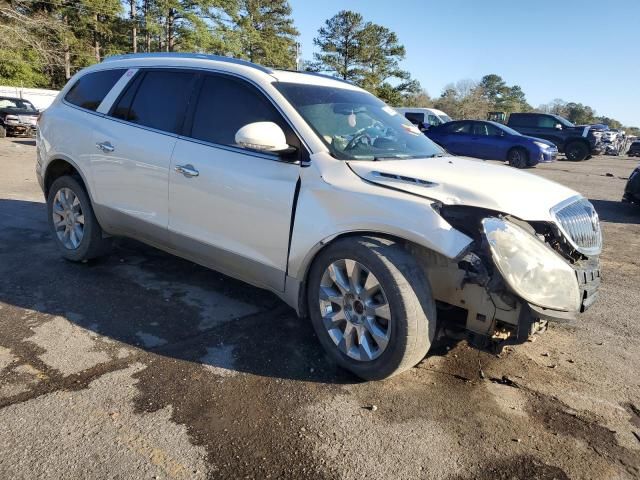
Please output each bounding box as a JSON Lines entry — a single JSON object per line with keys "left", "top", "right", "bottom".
{"left": 103, "top": 52, "right": 274, "bottom": 74}
{"left": 275, "top": 69, "right": 355, "bottom": 86}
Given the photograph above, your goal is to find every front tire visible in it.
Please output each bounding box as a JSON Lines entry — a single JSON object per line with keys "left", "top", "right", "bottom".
{"left": 307, "top": 236, "right": 436, "bottom": 380}
{"left": 565, "top": 141, "right": 589, "bottom": 161}
{"left": 0, "top": 125, "right": 6, "bottom": 138}
{"left": 507, "top": 147, "right": 528, "bottom": 168}
{"left": 47, "top": 175, "right": 111, "bottom": 261}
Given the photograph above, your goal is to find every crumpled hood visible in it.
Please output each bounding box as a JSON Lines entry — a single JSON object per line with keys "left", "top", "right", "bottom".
{"left": 347, "top": 156, "right": 579, "bottom": 222}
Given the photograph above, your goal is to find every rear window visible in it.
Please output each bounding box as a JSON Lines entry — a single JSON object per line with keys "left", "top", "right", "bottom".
{"left": 508, "top": 114, "right": 535, "bottom": 127}
{"left": 65, "top": 69, "right": 126, "bottom": 111}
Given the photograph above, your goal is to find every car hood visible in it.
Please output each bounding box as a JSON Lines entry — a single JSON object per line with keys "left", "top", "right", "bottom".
{"left": 347, "top": 156, "right": 578, "bottom": 222}
{"left": 520, "top": 135, "right": 555, "bottom": 148}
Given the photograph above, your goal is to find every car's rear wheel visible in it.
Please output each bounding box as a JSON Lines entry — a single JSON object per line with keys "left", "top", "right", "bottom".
{"left": 565, "top": 141, "right": 589, "bottom": 161}
{"left": 307, "top": 236, "right": 436, "bottom": 380}
{"left": 47, "top": 175, "right": 111, "bottom": 261}
{"left": 507, "top": 147, "right": 528, "bottom": 168}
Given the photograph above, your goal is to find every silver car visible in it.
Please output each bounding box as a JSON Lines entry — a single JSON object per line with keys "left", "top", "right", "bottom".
{"left": 36, "top": 53, "right": 602, "bottom": 380}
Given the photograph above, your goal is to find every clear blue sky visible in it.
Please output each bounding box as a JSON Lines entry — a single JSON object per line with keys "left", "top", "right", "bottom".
{"left": 288, "top": 0, "right": 640, "bottom": 127}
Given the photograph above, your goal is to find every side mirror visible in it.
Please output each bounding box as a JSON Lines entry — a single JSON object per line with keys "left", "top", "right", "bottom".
{"left": 235, "top": 122, "right": 295, "bottom": 155}
{"left": 554, "top": 123, "right": 563, "bottom": 130}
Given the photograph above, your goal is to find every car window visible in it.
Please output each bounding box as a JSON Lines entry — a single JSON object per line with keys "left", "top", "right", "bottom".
{"left": 537, "top": 116, "right": 558, "bottom": 128}
{"left": 404, "top": 112, "right": 425, "bottom": 125}
{"left": 111, "top": 70, "right": 197, "bottom": 134}
{"left": 426, "top": 114, "right": 440, "bottom": 126}
{"left": 189, "top": 75, "right": 289, "bottom": 149}
{"left": 443, "top": 121, "right": 471, "bottom": 134}
{"left": 65, "top": 69, "right": 126, "bottom": 111}
{"left": 473, "top": 122, "right": 501, "bottom": 136}
{"left": 0, "top": 98, "right": 37, "bottom": 111}
{"left": 508, "top": 114, "right": 534, "bottom": 127}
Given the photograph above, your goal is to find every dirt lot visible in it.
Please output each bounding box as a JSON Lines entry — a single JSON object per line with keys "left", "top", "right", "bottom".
{"left": 0, "top": 137, "right": 639, "bottom": 480}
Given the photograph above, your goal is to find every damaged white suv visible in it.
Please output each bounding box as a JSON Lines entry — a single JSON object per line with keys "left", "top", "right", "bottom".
{"left": 36, "top": 53, "right": 602, "bottom": 380}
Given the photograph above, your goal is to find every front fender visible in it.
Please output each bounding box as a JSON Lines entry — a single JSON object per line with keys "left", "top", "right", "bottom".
{"left": 287, "top": 167, "right": 473, "bottom": 283}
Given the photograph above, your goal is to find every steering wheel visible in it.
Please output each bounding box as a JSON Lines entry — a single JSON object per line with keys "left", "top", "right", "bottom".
{"left": 345, "top": 131, "right": 373, "bottom": 151}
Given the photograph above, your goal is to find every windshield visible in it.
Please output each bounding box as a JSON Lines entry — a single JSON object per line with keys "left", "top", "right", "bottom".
{"left": 0, "top": 98, "right": 36, "bottom": 111}
{"left": 553, "top": 115, "right": 574, "bottom": 127}
{"left": 438, "top": 114, "right": 452, "bottom": 123}
{"left": 495, "top": 123, "right": 522, "bottom": 136}
{"left": 274, "top": 82, "right": 445, "bottom": 160}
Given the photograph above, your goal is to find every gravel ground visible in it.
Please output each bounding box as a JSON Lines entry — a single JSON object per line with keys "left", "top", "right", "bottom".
{"left": 0, "top": 137, "right": 638, "bottom": 479}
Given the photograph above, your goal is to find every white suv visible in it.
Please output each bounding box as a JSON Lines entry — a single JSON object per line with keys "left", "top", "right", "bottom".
{"left": 36, "top": 53, "right": 602, "bottom": 380}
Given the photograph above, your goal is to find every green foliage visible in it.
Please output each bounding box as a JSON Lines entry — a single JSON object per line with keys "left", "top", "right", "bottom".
{"left": 0, "top": 49, "right": 48, "bottom": 88}
{"left": 312, "top": 10, "right": 420, "bottom": 105}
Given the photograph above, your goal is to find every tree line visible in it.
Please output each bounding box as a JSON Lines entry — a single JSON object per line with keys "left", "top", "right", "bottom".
{"left": 0, "top": 3, "right": 636, "bottom": 133}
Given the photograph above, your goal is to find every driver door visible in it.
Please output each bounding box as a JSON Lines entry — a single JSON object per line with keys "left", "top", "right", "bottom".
{"left": 168, "top": 74, "right": 304, "bottom": 292}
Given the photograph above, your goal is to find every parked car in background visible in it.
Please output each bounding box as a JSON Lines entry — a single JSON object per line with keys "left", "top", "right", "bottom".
{"left": 507, "top": 113, "right": 603, "bottom": 161}
{"left": 623, "top": 164, "right": 640, "bottom": 205}
{"left": 396, "top": 107, "right": 452, "bottom": 131}
{"left": 37, "top": 53, "right": 602, "bottom": 380}
{"left": 0, "top": 96, "right": 38, "bottom": 137}
{"left": 425, "top": 120, "right": 557, "bottom": 168}
{"left": 627, "top": 140, "right": 640, "bottom": 157}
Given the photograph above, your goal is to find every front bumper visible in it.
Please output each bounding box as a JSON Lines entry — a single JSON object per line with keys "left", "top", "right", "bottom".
{"left": 528, "top": 257, "right": 601, "bottom": 322}
{"left": 539, "top": 148, "right": 558, "bottom": 163}
{"left": 623, "top": 168, "right": 640, "bottom": 204}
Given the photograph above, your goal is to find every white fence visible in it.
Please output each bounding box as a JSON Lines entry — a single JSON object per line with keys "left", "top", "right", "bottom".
{"left": 0, "top": 86, "right": 59, "bottom": 111}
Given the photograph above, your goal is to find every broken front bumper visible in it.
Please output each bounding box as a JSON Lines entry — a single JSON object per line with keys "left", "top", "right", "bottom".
{"left": 529, "top": 257, "right": 601, "bottom": 322}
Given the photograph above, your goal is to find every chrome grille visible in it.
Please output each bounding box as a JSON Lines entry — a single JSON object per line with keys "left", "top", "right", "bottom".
{"left": 551, "top": 197, "right": 602, "bottom": 256}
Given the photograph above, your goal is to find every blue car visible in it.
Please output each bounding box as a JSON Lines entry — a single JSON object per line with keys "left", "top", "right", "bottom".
{"left": 425, "top": 120, "right": 558, "bottom": 168}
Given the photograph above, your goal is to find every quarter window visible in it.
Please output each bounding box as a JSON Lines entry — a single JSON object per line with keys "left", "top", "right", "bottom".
{"left": 189, "top": 75, "right": 289, "bottom": 149}
{"left": 111, "top": 70, "right": 197, "bottom": 134}
{"left": 65, "top": 69, "right": 126, "bottom": 111}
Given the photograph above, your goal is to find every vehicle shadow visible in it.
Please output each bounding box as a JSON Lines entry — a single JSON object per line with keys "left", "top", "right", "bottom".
{"left": 589, "top": 198, "right": 640, "bottom": 225}
{"left": 9, "top": 139, "right": 36, "bottom": 147}
{"left": 0, "top": 198, "right": 462, "bottom": 384}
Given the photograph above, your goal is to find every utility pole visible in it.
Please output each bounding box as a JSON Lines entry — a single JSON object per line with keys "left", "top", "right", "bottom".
{"left": 130, "top": 0, "right": 137, "bottom": 53}
{"left": 295, "top": 42, "right": 301, "bottom": 71}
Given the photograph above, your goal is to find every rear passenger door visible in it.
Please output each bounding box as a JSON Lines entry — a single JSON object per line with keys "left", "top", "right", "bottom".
{"left": 91, "top": 69, "right": 198, "bottom": 245}
{"left": 168, "top": 74, "right": 304, "bottom": 292}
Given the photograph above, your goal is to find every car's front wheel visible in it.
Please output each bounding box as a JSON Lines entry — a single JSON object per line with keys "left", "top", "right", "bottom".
{"left": 307, "top": 236, "right": 436, "bottom": 380}
{"left": 47, "top": 175, "right": 111, "bottom": 261}
{"left": 507, "top": 147, "right": 528, "bottom": 168}
{"left": 565, "top": 141, "right": 589, "bottom": 161}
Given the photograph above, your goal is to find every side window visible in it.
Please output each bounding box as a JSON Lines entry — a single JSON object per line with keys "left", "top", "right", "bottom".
{"left": 473, "top": 122, "right": 501, "bottom": 136}
{"left": 509, "top": 114, "right": 533, "bottom": 127}
{"left": 404, "top": 112, "right": 425, "bottom": 126}
{"left": 426, "top": 114, "right": 440, "bottom": 126}
{"left": 189, "top": 75, "right": 293, "bottom": 150}
{"left": 111, "top": 70, "right": 197, "bottom": 134}
{"left": 444, "top": 121, "right": 471, "bottom": 134}
{"left": 65, "top": 69, "right": 126, "bottom": 111}
{"left": 537, "top": 116, "right": 558, "bottom": 128}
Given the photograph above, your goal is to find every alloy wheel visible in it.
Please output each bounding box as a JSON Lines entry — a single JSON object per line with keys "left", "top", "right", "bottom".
{"left": 52, "top": 187, "right": 85, "bottom": 250}
{"left": 318, "top": 259, "right": 391, "bottom": 361}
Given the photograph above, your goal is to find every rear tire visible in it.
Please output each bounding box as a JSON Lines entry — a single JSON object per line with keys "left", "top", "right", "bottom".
{"left": 565, "top": 141, "right": 589, "bottom": 161}
{"left": 47, "top": 175, "right": 111, "bottom": 262}
{"left": 307, "top": 236, "right": 436, "bottom": 380}
{"left": 507, "top": 147, "right": 528, "bottom": 168}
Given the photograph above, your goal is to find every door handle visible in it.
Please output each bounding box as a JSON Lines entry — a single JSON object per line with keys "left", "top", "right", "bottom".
{"left": 174, "top": 164, "right": 199, "bottom": 178}
{"left": 96, "top": 141, "right": 115, "bottom": 153}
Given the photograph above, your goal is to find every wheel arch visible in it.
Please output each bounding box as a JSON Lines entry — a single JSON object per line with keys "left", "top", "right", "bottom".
{"left": 44, "top": 155, "right": 90, "bottom": 199}
{"left": 292, "top": 230, "right": 449, "bottom": 319}
{"left": 506, "top": 145, "right": 529, "bottom": 162}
